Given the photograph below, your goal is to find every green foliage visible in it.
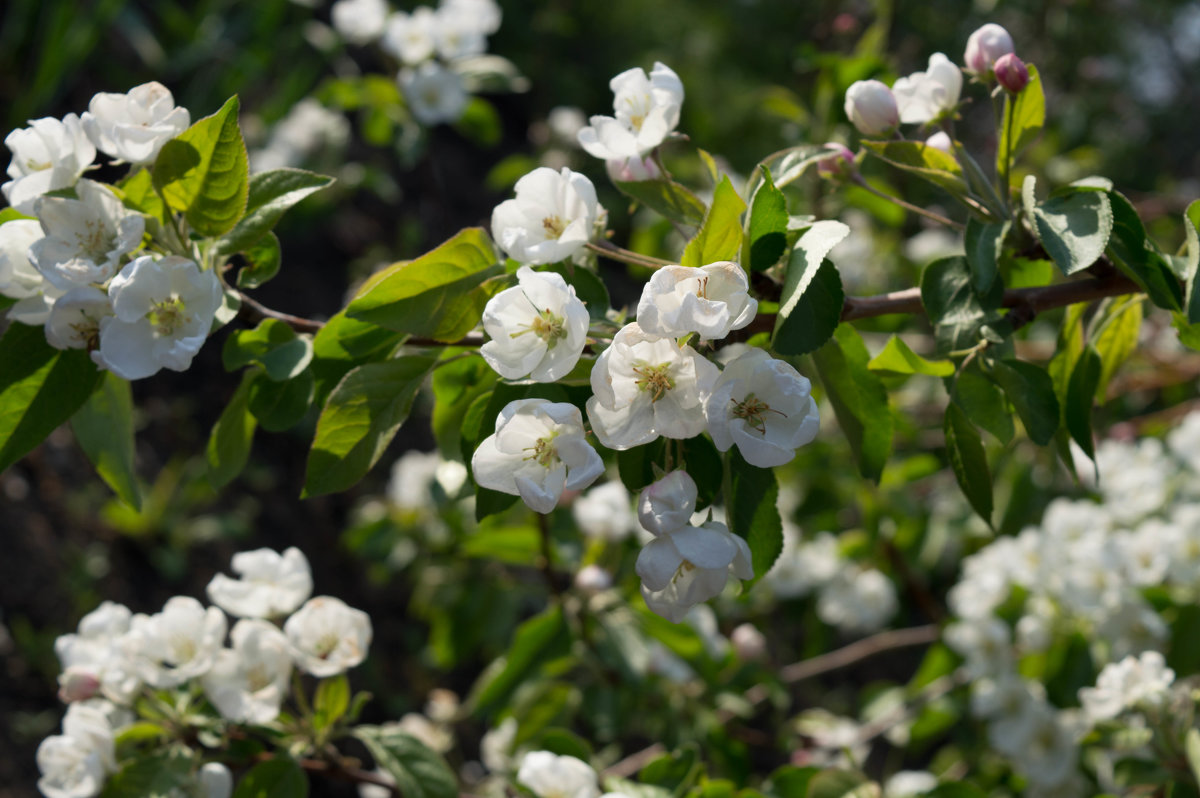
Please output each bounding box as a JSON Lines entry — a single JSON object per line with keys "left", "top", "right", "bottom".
{"left": 236, "top": 232, "right": 282, "bottom": 290}
{"left": 744, "top": 167, "right": 788, "bottom": 272}
{"left": 1105, "top": 190, "right": 1182, "bottom": 311}
{"left": 224, "top": 319, "right": 313, "bottom": 381}
{"left": 1184, "top": 200, "right": 1200, "bottom": 322}
{"left": 952, "top": 368, "right": 1014, "bottom": 445}
{"left": 861, "top": 140, "right": 969, "bottom": 198}
{"left": 313, "top": 674, "right": 350, "bottom": 732}
{"left": 206, "top": 370, "right": 258, "bottom": 490}
{"left": 724, "top": 449, "right": 782, "bottom": 586}
{"left": 233, "top": 757, "right": 309, "bottom": 798}
{"left": 248, "top": 369, "right": 315, "bottom": 432}
{"left": 310, "top": 310, "right": 405, "bottom": 404}
{"left": 1091, "top": 295, "right": 1143, "bottom": 400}
{"left": 990, "top": 359, "right": 1059, "bottom": 445}
{"left": 997, "top": 63, "right": 1045, "bottom": 177}
{"left": 468, "top": 604, "right": 569, "bottom": 713}
{"left": 867, "top": 336, "right": 954, "bottom": 377}
{"left": 117, "top": 169, "right": 167, "bottom": 223}
{"left": 772, "top": 221, "right": 849, "bottom": 356}
{"left": 681, "top": 175, "right": 746, "bottom": 269}
{"left": 71, "top": 372, "right": 141, "bottom": 509}
{"left": 963, "top": 217, "right": 1010, "bottom": 294}
{"left": 1065, "top": 344, "right": 1102, "bottom": 462}
{"left": 353, "top": 727, "right": 458, "bottom": 798}
{"left": 812, "top": 324, "right": 892, "bottom": 482}
{"left": 943, "top": 403, "right": 993, "bottom": 526}
{"left": 431, "top": 351, "right": 498, "bottom": 458}
{"left": 100, "top": 750, "right": 194, "bottom": 798}
{"left": 615, "top": 178, "right": 708, "bottom": 227}
{"left": 214, "top": 168, "right": 335, "bottom": 257}
{"left": 1023, "top": 179, "right": 1114, "bottom": 277}
{"left": 153, "top": 95, "right": 249, "bottom": 238}
{"left": 920, "top": 256, "right": 1002, "bottom": 356}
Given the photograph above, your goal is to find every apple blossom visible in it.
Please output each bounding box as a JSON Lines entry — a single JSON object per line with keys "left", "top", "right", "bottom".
{"left": 98, "top": 254, "right": 222, "bottom": 380}
{"left": 471, "top": 398, "right": 603, "bottom": 513}
{"left": 382, "top": 8, "right": 438, "bottom": 65}
{"left": 202, "top": 619, "right": 293, "bottom": 724}
{"left": 577, "top": 62, "right": 684, "bottom": 160}
{"left": 704, "top": 348, "right": 820, "bottom": 467}
{"left": 815, "top": 567, "right": 898, "bottom": 635}
{"left": 400, "top": 62, "right": 469, "bottom": 125}
{"left": 893, "top": 53, "right": 963, "bottom": 125}
{"left": 29, "top": 179, "right": 144, "bottom": 289}
{"left": 637, "top": 470, "right": 698, "bottom": 536}
{"left": 491, "top": 166, "right": 600, "bottom": 265}
{"left": 124, "top": 596, "right": 227, "bottom": 688}
{"left": 440, "top": 0, "right": 501, "bottom": 35}
{"left": 964, "top": 23, "right": 1015, "bottom": 75}
{"left": 572, "top": 480, "right": 637, "bottom": 541}
{"left": 206, "top": 547, "right": 314, "bottom": 619}
{"left": 636, "top": 261, "right": 757, "bottom": 341}
{"left": 2, "top": 114, "right": 96, "bottom": 214}
{"left": 586, "top": 322, "right": 718, "bottom": 450}
{"left": 330, "top": 0, "right": 388, "bottom": 44}
{"left": 0, "top": 217, "right": 64, "bottom": 323}
{"left": 730, "top": 623, "right": 767, "bottom": 661}
{"left": 925, "top": 131, "right": 953, "bottom": 153}
{"left": 81, "top": 82, "right": 190, "bottom": 165}
{"left": 197, "top": 763, "right": 234, "bottom": 798}
{"left": 36, "top": 734, "right": 108, "bottom": 798}
{"left": 994, "top": 53, "right": 1030, "bottom": 94}
{"left": 44, "top": 287, "right": 112, "bottom": 352}
{"left": 574, "top": 564, "right": 614, "bottom": 592}
{"left": 479, "top": 266, "right": 589, "bottom": 381}
{"left": 516, "top": 751, "right": 600, "bottom": 798}
{"left": 61, "top": 704, "right": 116, "bottom": 773}
{"left": 605, "top": 155, "right": 660, "bottom": 183}
{"left": 1078, "top": 650, "right": 1175, "bottom": 724}
{"left": 843, "top": 80, "right": 898, "bottom": 137}
{"left": 815, "top": 142, "right": 857, "bottom": 181}
{"left": 54, "top": 601, "right": 142, "bottom": 705}
{"left": 284, "top": 596, "right": 373, "bottom": 677}
{"left": 433, "top": 5, "right": 488, "bottom": 61}
{"left": 637, "top": 520, "right": 753, "bottom": 623}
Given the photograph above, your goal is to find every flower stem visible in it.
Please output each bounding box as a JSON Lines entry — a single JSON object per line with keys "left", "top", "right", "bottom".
{"left": 586, "top": 240, "right": 673, "bottom": 268}
{"left": 851, "top": 176, "right": 964, "bottom": 230}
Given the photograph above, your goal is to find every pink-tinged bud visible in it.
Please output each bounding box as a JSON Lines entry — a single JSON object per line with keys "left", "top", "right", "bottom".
{"left": 924, "top": 131, "right": 953, "bottom": 153}
{"left": 994, "top": 53, "right": 1030, "bottom": 94}
{"left": 574, "top": 564, "right": 613, "bottom": 593}
{"left": 606, "top": 156, "right": 660, "bottom": 183}
{"left": 57, "top": 666, "right": 101, "bottom": 703}
{"left": 730, "top": 623, "right": 767, "bottom": 661}
{"left": 816, "top": 143, "right": 857, "bottom": 182}
{"left": 843, "top": 80, "right": 899, "bottom": 137}
{"left": 964, "top": 23, "right": 1015, "bottom": 75}
{"left": 637, "top": 470, "right": 697, "bottom": 536}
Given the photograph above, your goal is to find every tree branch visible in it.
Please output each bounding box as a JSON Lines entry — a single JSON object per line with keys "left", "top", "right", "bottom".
{"left": 777, "top": 624, "right": 939, "bottom": 684}
{"left": 236, "top": 291, "right": 326, "bottom": 333}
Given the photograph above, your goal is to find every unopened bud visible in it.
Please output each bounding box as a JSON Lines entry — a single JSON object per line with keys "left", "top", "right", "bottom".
{"left": 843, "top": 80, "right": 899, "bottom": 137}
{"left": 816, "top": 143, "right": 857, "bottom": 182}
{"left": 198, "top": 762, "right": 233, "bottom": 798}
{"left": 994, "top": 53, "right": 1030, "bottom": 94}
{"left": 924, "top": 131, "right": 953, "bottom": 153}
{"left": 57, "top": 666, "right": 100, "bottom": 703}
{"left": 964, "top": 23, "right": 1014, "bottom": 75}
{"left": 574, "top": 564, "right": 613, "bottom": 593}
{"left": 606, "top": 156, "right": 660, "bottom": 183}
{"left": 730, "top": 623, "right": 767, "bottom": 661}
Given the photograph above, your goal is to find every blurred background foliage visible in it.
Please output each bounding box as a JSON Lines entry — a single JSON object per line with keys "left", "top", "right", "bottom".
{"left": 2, "top": 0, "right": 1199, "bottom": 795}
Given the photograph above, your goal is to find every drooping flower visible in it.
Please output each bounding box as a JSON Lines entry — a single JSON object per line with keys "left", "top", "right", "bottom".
{"left": 586, "top": 322, "right": 718, "bottom": 450}
{"left": 704, "top": 348, "right": 820, "bottom": 468}
{"left": 381, "top": 7, "right": 438, "bottom": 65}
{"left": 964, "top": 23, "right": 1015, "bottom": 75}
{"left": 637, "top": 470, "right": 698, "bottom": 536}
{"left": 636, "top": 520, "right": 753, "bottom": 623}
{"left": 577, "top": 62, "right": 684, "bottom": 160}
{"left": 843, "top": 80, "right": 899, "bottom": 137}
{"left": 330, "top": 0, "right": 388, "bottom": 45}
{"left": 471, "top": 398, "right": 604, "bottom": 513}
{"left": 516, "top": 751, "right": 601, "bottom": 798}
{"left": 98, "top": 255, "right": 222, "bottom": 380}
{"left": 123, "top": 596, "right": 227, "bottom": 688}
{"left": 636, "top": 261, "right": 757, "bottom": 341}
{"left": 201, "top": 619, "right": 293, "bottom": 724}
{"left": 479, "top": 266, "right": 589, "bottom": 382}
{"left": 491, "top": 167, "right": 600, "bottom": 265}
{"left": 206, "top": 547, "right": 314, "bottom": 619}
{"left": 284, "top": 596, "right": 373, "bottom": 677}
{"left": 29, "top": 179, "right": 144, "bottom": 289}
{"left": 893, "top": 53, "right": 963, "bottom": 125}
{"left": 81, "top": 82, "right": 190, "bottom": 165}
{"left": 2, "top": 115, "right": 96, "bottom": 214}
{"left": 399, "top": 62, "right": 469, "bottom": 125}
{"left": 44, "top": 286, "right": 112, "bottom": 352}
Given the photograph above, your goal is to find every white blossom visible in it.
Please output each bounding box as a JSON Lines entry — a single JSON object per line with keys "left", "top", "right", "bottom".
{"left": 36, "top": 735, "right": 108, "bottom": 798}
{"left": 197, "top": 763, "right": 233, "bottom": 798}
{"left": 945, "top": 617, "right": 1014, "bottom": 678}
{"left": 606, "top": 155, "right": 660, "bottom": 183}
{"left": 202, "top": 619, "right": 293, "bottom": 724}
{"left": 471, "top": 398, "right": 603, "bottom": 513}
{"left": 516, "top": 751, "right": 600, "bottom": 798}
{"left": 765, "top": 527, "right": 842, "bottom": 599}
{"left": 439, "top": 0, "right": 501, "bottom": 35}
{"left": 81, "top": 82, "right": 190, "bottom": 165}
{"left": 637, "top": 470, "right": 698, "bottom": 536}
{"left": 433, "top": 5, "right": 487, "bottom": 61}
{"left": 704, "top": 348, "right": 819, "bottom": 468}
{"left": 893, "top": 53, "right": 963, "bottom": 125}
{"left": 250, "top": 99, "right": 349, "bottom": 172}
{"left": 400, "top": 63, "right": 469, "bottom": 125}
{"left": 491, "top": 167, "right": 600, "bottom": 266}
{"left": 0, "top": 218, "right": 63, "bottom": 323}
{"left": 382, "top": 8, "right": 438, "bottom": 65}
{"left": 331, "top": 0, "right": 388, "bottom": 44}
{"left": 29, "top": 179, "right": 144, "bottom": 290}
{"left": 480, "top": 717, "right": 517, "bottom": 773}
{"left": 284, "top": 596, "right": 373, "bottom": 677}
{"left": 964, "top": 23, "right": 1015, "bottom": 75}
{"left": 730, "top": 623, "right": 767, "bottom": 661}
{"left": 572, "top": 480, "right": 637, "bottom": 541}
{"left": 574, "top": 564, "right": 613, "bottom": 592}
{"left": 54, "top": 601, "right": 141, "bottom": 704}
{"left": 98, "top": 254, "right": 222, "bottom": 380}
{"left": 1079, "top": 650, "right": 1175, "bottom": 725}
{"left": 577, "top": 62, "right": 684, "bottom": 160}
{"left": 636, "top": 261, "right": 756, "bottom": 341}
{"left": 479, "top": 266, "right": 589, "bottom": 381}
{"left": 206, "top": 547, "right": 313, "bottom": 619}
{"left": 816, "top": 567, "right": 898, "bottom": 635}
{"left": 124, "top": 596, "right": 227, "bottom": 688}
{"left": 925, "top": 131, "right": 953, "bottom": 153}
{"left": 586, "top": 322, "right": 718, "bottom": 450}
{"left": 637, "top": 520, "right": 753, "bottom": 623}
{"left": 884, "top": 771, "right": 938, "bottom": 798}
{"left": 3, "top": 115, "right": 96, "bottom": 213}
{"left": 843, "top": 80, "right": 899, "bottom": 137}
{"left": 395, "top": 713, "right": 454, "bottom": 753}
{"left": 44, "top": 286, "right": 112, "bottom": 352}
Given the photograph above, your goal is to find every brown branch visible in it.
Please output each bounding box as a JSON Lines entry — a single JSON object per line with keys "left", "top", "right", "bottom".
{"left": 236, "top": 291, "right": 326, "bottom": 332}
{"left": 602, "top": 743, "right": 667, "bottom": 778}
{"left": 777, "top": 624, "right": 939, "bottom": 684}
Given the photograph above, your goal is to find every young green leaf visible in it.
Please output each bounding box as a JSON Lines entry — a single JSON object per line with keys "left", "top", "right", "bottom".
{"left": 772, "top": 221, "right": 850, "bottom": 356}
{"left": 614, "top": 178, "right": 707, "bottom": 226}
{"left": 952, "top": 368, "right": 1014, "bottom": 445}
{"left": 223, "top": 318, "right": 313, "bottom": 381}
{"left": 467, "top": 604, "right": 569, "bottom": 713}
{"left": 248, "top": 368, "right": 315, "bottom": 432}
{"left": 725, "top": 448, "right": 783, "bottom": 586}
{"left": 100, "top": 750, "right": 195, "bottom": 798}
{"left": 311, "top": 310, "right": 405, "bottom": 405}
{"left": 117, "top": 168, "right": 166, "bottom": 223}
{"left": 920, "top": 256, "right": 1002, "bottom": 356}
{"left": 71, "top": 372, "right": 141, "bottom": 509}
{"left": 1029, "top": 188, "right": 1113, "bottom": 277}
{"left": 231, "top": 757, "right": 309, "bottom": 798}
{"left": 206, "top": 370, "right": 258, "bottom": 490}
{"left": 867, "top": 336, "right": 954, "bottom": 377}
{"left": 1091, "top": 295, "right": 1143, "bottom": 400}
{"left": 1184, "top": 200, "right": 1200, "bottom": 322}
{"left": 313, "top": 673, "right": 350, "bottom": 732}
{"left": 214, "top": 167, "right": 336, "bottom": 256}
{"left": 861, "top": 140, "right": 969, "bottom": 198}
{"left": 236, "top": 231, "right": 282, "bottom": 290}
{"left": 996, "top": 63, "right": 1044, "bottom": 179}
{"left": 680, "top": 175, "right": 746, "bottom": 269}
{"left": 1105, "top": 190, "right": 1182, "bottom": 311}
{"left": 944, "top": 403, "right": 993, "bottom": 527}
{"left": 431, "top": 351, "right": 498, "bottom": 459}
{"left": 990, "top": 359, "right": 1059, "bottom": 445}
{"left": 812, "top": 324, "right": 893, "bottom": 482}
{"left": 744, "top": 166, "right": 788, "bottom": 272}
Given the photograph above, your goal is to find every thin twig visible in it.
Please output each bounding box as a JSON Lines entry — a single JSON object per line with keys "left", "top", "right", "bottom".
{"left": 852, "top": 176, "right": 964, "bottom": 230}
{"left": 602, "top": 743, "right": 668, "bottom": 778}
{"left": 236, "top": 291, "right": 326, "bottom": 332}
{"left": 586, "top": 240, "right": 674, "bottom": 268}
{"left": 778, "top": 625, "right": 940, "bottom": 684}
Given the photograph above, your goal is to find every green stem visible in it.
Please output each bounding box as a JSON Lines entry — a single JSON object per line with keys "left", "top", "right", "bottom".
{"left": 999, "top": 93, "right": 1016, "bottom": 213}
{"left": 586, "top": 240, "right": 673, "bottom": 268}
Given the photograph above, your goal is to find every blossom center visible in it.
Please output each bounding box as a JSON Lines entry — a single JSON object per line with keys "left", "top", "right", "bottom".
{"left": 633, "top": 362, "right": 675, "bottom": 402}
{"left": 313, "top": 632, "right": 341, "bottom": 659}
{"left": 245, "top": 664, "right": 272, "bottom": 692}
{"left": 524, "top": 431, "right": 560, "bottom": 468}
{"left": 542, "top": 214, "right": 566, "bottom": 240}
{"left": 148, "top": 296, "right": 189, "bottom": 336}
{"left": 76, "top": 219, "right": 112, "bottom": 262}
{"left": 731, "top": 392, "right": 787, "bottom": 435}
{"left": 25, "top": 157, "right": 52, "bottom": 172}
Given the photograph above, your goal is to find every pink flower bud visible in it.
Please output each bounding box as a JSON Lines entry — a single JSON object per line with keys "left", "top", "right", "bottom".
{"left": 730, "top": 623, "right": 767, "bottom": 661}
{"left": 964, "top": 23, "right": 1014, "bottom": 75}
{"left": 816, "top": 143, "right": 857, "bottom": 182}
{"left": 574, "top": 564, "right": 613, "bottom": 593}
{"left": 606, "top": 156, "right": 661, "bottom": 183}
{"left": 57, "top": 666, "right": 101, "bottom": 703}
{"left": 994, "top": 53, "right": 1030, "bottom": 94}
{"left": 843, "top": 80, "right": 899, "bottom": 137}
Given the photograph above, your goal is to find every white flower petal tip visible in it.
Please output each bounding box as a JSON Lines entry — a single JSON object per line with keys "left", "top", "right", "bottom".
{"left": 577, "top": 62, "right": 684, "bottom": 160}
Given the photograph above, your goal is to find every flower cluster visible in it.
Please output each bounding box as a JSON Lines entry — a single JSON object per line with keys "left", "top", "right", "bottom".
{"left": 328, "top": 0, "right": 502, "bottom": 125}
{"left": 1, "top": 83, "right": 224, "bottom": 381}
{"left": 39, "top": 547, "right": 372, "bottom": 798}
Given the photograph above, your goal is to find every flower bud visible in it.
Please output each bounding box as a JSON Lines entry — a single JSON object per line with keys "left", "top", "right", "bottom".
{"left": 843, "top": 80, "right": 899, "bottom": 137}
{"left": 574, "top": 564, "right": 613, "bottom": 593}
{"left": 816, "top": 143, "right": 857, "bottom": 182}
{"left": 994, "top": 53, "right": 1030, "bottom": 94}
{"left": 637, "top": 470, "right": 698, "bottom": 536}
{"left": 57, "top": 666, "right": 101, "bottom": 703}
{"left": 924, "top": 131, "right": 953, "bottom": 153}
{"left": 964, "top": 23, "right": 1014, "bottom": 75}
{"left": 606, "top": 155, "right": 660, "bottom": 183}
{"left": 730, "top": 623, "right": 767, "bottom": 661}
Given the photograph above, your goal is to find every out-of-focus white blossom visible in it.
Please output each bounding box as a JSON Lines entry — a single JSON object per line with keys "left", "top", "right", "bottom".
{"left": 201, "top": 619, "right": 292, "bottom": 724}
{"left": 284, "top": 596, "right": 373, "bottom": 677}
{"left": 1079, "top": 650, "right": 1175, "bottom": 725}
{"left": 124, "top": 596, "right": 227, "bottom": 688}
{"left": 480, "top": 717, "right": 517, "bottom": 773}
{"left": 30, "top": 179, "right": 144, "bottom": 289}
{"left": 395, "top": 713, "right": 454, "bottom": 753}
{"left": 382, "top": 8, "right": 438, "bottom": 65}
{"left": 572, "top": 481, "right": 637, "bottom": 541}
{"left": 36, "top": 734, "right": 108, "bottom": 798}
{"left": 491, "top": 167, "right": 600, "bottom": 266}
{"left": 55, "top": 601, "right": 141, "bottom": 705}
{"left": 0, "top": 218, "right": 47, "bottom": 304}
{"left": 197, "top": 763, "right": 234, "bottom": 798}
{"left": 816, "top": 567, "right": 897, "bottom": 635}
{"left": 925, "top": 131, "right": 953, "bottom": 153}
{"left": 945, "top": 617, "right": 1014, "bottom": 678}
{"left": 206, "top": 547, "right": 313, "bottom": 619}
{"left": 843, "top": 80, "right": 898, "bottom": 137}
{"left": 730, "top": 623, "right": 767, "bottom": 661}
{"left": 637, "top": 520, "right": 753, "bottom": 623}
{"left": 893, "top": 53, "right": 963, "bottom": 125}
{"left": 1093, "top": 438, "right": 1171, "bottom": 524}
{"left": 331, "top": 0, "right": 388, "bottom": 44}
{"left": 400, "top": 63, "right": 468, "bottom": 125}
{"left": 471, "top": 398, "right": 603, "bottom": 513}
{"left": 480, "top": 266, "right": 589, "bottom": 381}
{"left": 578, "top": 63, "right": 684, "bottom": 160}
{"left": 81, "top": 82, "right": 189, "bottom": 165}
{"left": 433, "top": 5, "right": 487, "bottom": 61}
{"left": 574, "top": 564, "right": 613, "bottom": 592}
{"left": 964, "top": 23, "right": 1015, "bottom": 75}
{"left": 605, "top": 155, "right": 660, "bottom": 183}
{"left": 516, "top": 750, "right": 600, "bottom": 798}
{"left": 439, "top": 0, "right": 501, "bottom": 35}
{"left": 636, "top": 261, "right": 756, "bottom": 341}
{"left": 884, "top": 771, "right": 938, "bottom": 798}
{"left": 547, "top": 106, "right": 587, "bottom": 143}
{"left": 3, "top": 115, "right": 96, "bottom": 213}
{"left": 250, "top": 99, "right": 349, "bottom": 172}
{"left": 765, "top": 527, "right": 841, "bottom": 599}
{"left": 637, "top": 470, "right": 698, "bottom": 537}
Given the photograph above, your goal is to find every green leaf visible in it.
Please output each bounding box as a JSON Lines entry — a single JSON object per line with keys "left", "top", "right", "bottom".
{"left": 1029, "top": 187, "right": 1113, "bottom": 277}
{"left": 0, "top": 207, "right": 35, "bottom": 225}
{"left": 311, "top": 309, "right": 405, "bottom": 404}
{"left": 952, "top": 368, "right": 1014, "bottom": 445}
{"left": 996, "top": 63, "right": 1044, "bottom": 178}
{"left": 354, "top": 728, "right": 457, "bottom": 798}
{"left": 117, "top": 168, "right": 166, "bottom": 222}
{"left": 313, "top": 673, "right": 350, "bottom": 731}
{"left": 206, "top": 370, "right": 258, "bottom": 490}
{"left": 0, "top": 322, "right": 103, "bottom": 473}
{"left": 745, "top": 144, "right": 829, "bottom": 195}
{"left": 990, "top": 359, "right": 1059, "bottom": 445}
{"left": 233, "top": 756, "right": 309, "bottom": 798}
{"left": 1092, "top": 295, "right": 1143, "bottom": 400}
{"left": 468, "top": 604, "right": 569, "bottom": 712}
{"left": 745, "top": 166, "right": 788, "bottom": 272}
{"left": 236, "top": 231, "right": 282, "bottom": 290}
{"left": 944, "top": 403, "right": 993, "bottom": 526}
{"left": 1183, "top": 200, "right": 1200, "bottom": 322}
{"left": 963, "top": 217, "right": 1010, "bottom": 294}
{"left": 861, "top": 140, "right": 969, "bottom": 197}
{"left": 153, "top": 95, "right": 249, "bottom": 237}
{"left": 920, "top": 256, "right": 1002, "bottom": 356}
{"left": 772, "top": 220, "right": 850, "bottom": 356}
{"left": 1065, "top": 344, "right": 1102, "bottom": 461}
{"left": 1105, "top": 190, "right": 1182, "bottom": 311}
{"left": 304, "top": 356, "right": 436, "bottom": 497}
{"left": 431, "top": 352, "right": 498, "bottom": 458}
{"left": 101, "top": 751, "right": 195, "bottom": 798}
{"left": 215, "top": 168, "right": 335, "bottom": 256}
{"left": 1186, "top": 728, "right": 1200, "bottom": 787}
{"left": 546, "top": 263, "right": 611, "bottom": 322}
{"left": 453, "top": 96, "right": 503, "bottom": 147}
{"left": 248, "top": 369, "right": 315, "bottom": 432}
{"left": 805, "top": 769, "right": 878, "bottom": 798}
{"left": 71, "top": 372, "right": 140, "bottom": 509}
{"left": 614, "top": 178, "right": 707, "bottom": 226}
{"left": 725, "top": 448, "right": 782, "bottom": 586}
{"left": 867, "top": 336, "right": 954, "bottom": 377}
{"left": 347, "top": 227, "right": 502, "bottom": 342}
{"left": 812, "top": 324, "right": 893, "bottom": 482}
{"left": 681, "top": 175, "right": 746, "bottom": 269}
{"left": 223, "top": 319, "right": 313, "bottom": 381}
